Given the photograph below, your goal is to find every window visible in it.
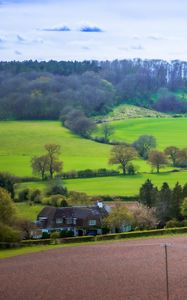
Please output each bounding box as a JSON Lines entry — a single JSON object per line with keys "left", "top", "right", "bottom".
{"left": 88, "top": 220, "right": 96, "bottom": 226}
{"left": 66, "top": 218, "right": 72, "bottom": 225}
{"left": 56, "top": 218, "right": 63, "bottom": 224}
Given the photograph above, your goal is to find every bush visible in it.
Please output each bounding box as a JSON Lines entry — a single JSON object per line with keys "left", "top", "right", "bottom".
{"left": 30, "top": 189, "right": 42, "bottom": 203}
{"left": 61, "top": 236, "right": 95, "bottom": 243}
{"left": 42, "top": 194, "right": 68, "bottom": 207}
{"left": 60, "top": 230, "right": 74, "bottom": 238}
{"left": 21, "top": 239, "right": 51, "bottom": 246}
{"left": 18, "top": 188, "right": 30, "bottom": 202}
{"left": 42, "top": 232, "right": 50, "bottom": 239}
{"left": 46, "top": 183, "right": 67, "bottom": 196}
{"left": 0, "top": 223, "right": 21, "bottom": 243}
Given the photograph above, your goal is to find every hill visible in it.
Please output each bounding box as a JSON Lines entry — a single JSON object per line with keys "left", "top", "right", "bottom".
{"left": 0, "top": 121, "right": 111, "bottom": 176}
{"left": 96, "top": 116, "right": 187, "bottom": 149}
{"left": 94, "top": 104, "right": 169, "bottom": 122}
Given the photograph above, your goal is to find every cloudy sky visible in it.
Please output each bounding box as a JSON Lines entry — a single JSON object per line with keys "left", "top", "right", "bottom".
{"left": 1, "top": 0, "right": 187, "bottom": 61}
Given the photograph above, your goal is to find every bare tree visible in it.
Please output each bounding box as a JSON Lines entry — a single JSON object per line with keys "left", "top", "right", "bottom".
{"left": 101, "top": 123, "right": 114, "bottom": 143}
{"left": 45, "top": 144, "right": 62, "bottom": 178}
{"left": 148, "top": 150, "right": 167, "bottom": 173}
{"left": 31, "top": 155, "right": 49, "bottom": 180}
{"left": 164, "top": 146, "right": 179, "bottom": 167}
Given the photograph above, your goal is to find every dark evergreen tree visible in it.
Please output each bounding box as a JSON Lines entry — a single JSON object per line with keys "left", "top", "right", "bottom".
{"left": 170, "top": 182, "right": 183, "bottom": 220}
{"left": 155, "top": 182, "right": 172, "bottom": 225}
{"left": 139, "top": 179, "right": 157, "bottom": 208}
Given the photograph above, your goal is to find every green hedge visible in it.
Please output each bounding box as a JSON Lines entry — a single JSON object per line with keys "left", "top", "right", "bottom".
{"left": 96, "top": 227, "right": 187, "bottom": 241}
{"left": 21, "top": 239, "right": 52, "bottom": 246}
{"left": 61, "top": 236, "right": 96, "bottom": 243}
{"left": 8, "top": 227, "right": 187, "bottom": 248}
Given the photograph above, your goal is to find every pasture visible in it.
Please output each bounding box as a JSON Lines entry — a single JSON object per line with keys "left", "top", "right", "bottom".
{"left": 97, "top": 117, "right": 187, "bottom": 149}
{"left": 16, "top": 203, "right": 44, "bottom": 220}
{"left": 16, "top": 171, "right": 187, "bottom": 197}
{"left": 1, "top": 118, "right": 187, "bottom": 177}
{"left": 0, "top": 121, "right": 111, "bottom": 176}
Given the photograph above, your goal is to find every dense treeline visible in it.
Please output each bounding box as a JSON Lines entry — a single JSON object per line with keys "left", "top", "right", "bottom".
{"left": 1, "top": 59, "right": 187, "bottom": 120}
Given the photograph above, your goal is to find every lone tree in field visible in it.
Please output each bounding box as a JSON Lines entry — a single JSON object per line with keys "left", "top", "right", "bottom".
{"left": 133, "top": 135, "right": 156, "bottom": 159}
{"left": 31, "top": 155, "right": 49, "bottom": 180}
{"left": 101, "top": 123, "right": 114, "bottom": 143}
{"left": 45, "top": 144, "right": 62, "bottom": 179}
{"left": 148, "top": 150, "right": 167, "bottom": 173}
{"left": 109, "top": 145, "right": 137, "bottom": 175}
{"left": 164, "top": 146, "right": 179, "bottom": 167}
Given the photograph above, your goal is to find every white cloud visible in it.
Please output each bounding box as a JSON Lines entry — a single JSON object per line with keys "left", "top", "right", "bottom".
{"left": 1, "top": 0, "right": 187, "bottom": 61}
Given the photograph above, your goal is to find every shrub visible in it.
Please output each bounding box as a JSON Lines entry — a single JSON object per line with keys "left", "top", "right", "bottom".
{"left": 61, "top": 236, "right": 95, "bottom": 243}
{"left": 42, "top": 232, "right": 50, "bottom": 239}
{"left": 30, "top": 189, "right": 42, "bottom": 203}
{"left": 43, "top": 194, "right": 68, "bottom": 207}
{"left": 18, "top": 188, "right": 30, "bottom": 202}
{"left": 51, "top": 231, "right": 60, "bottom": 244}
{"left": 60, "top": 230, "right": 74, "bottom": 238}
{"left": 46, "top": 183, "right": 67, "bottom": 196}
{"left": 0, "top": 223, "right": 21, "bottom": 243}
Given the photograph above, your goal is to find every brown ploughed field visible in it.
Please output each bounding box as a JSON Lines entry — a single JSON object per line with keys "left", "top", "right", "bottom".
{"left": 1, "top": 236, "right": 187, "bottom": 300}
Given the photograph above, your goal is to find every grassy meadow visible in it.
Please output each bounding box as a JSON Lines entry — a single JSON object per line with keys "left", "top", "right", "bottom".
{"left": 96, "top": 117, "right": 187, "bottom": 150}
{"left": 16, "top": 203, "right": 44, "bottom": 220}
{"left": 1, "top": 116, "right": 187, "bottom": 197}
{"left": 0, "top": 121, "right": 111, "bottom": 176}
{"left": 16, "top": 171, "right": 187, "bottom": 197}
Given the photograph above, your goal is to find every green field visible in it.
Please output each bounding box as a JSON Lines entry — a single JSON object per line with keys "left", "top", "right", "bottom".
{"left": 0, "top": 121, "right": 111, "bottom": 176}
{"left": 97, "top": 117, "right": 187, "bottom": 150}
{"left": 1, "top": 118, "right": 187, "bottom": 197}
{"left": 1, "top": 118, "right": 187, "bottom": 177}
{"left": 16, "top": 171, "right": 187, "bottom": 197}
{"left": 16, "top": 203, "right": 44, "bottom": 220}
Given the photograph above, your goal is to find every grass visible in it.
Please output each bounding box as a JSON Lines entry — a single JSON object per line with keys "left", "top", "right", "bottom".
{"left": 16, "top": 171, "right": 187, "bottom": 197}
{"left": 1, "top": 232, "right": 187, "bottom": 259}
{"left": 0, "top": 121, "right": 111, "bottom": 176}
{"left": 15, "top": 203, "right": 44, "bottom": 220}
{"left": 2, "top": 118, "right": 187, "bottom": 197}
{"left": 94, "top": 104, "right": 168, "bottom": 122}
{"left": 97, "top": 117, "right": 187, "bottom": 150}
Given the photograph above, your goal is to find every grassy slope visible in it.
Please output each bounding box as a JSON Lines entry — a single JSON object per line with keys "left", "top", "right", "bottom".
{"left": 97, "top": 117, "right": 187, "bottom": 150}
{"left": 0, "top": 121, "right": 111, "bottom": 176}
{"left": 94, "top": 104, "right": 168, "bottom": 122}
{"left": 16, "top": 203, "right": 44, "bottom": 220}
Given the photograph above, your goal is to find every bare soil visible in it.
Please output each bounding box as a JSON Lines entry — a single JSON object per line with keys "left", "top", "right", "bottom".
{"left": 1, "top": 236, "right": 187, "bottom": 300}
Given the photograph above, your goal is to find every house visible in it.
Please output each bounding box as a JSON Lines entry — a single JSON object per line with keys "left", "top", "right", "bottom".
{"left": 35, "top": 202, "right": 109, "bottom": 237}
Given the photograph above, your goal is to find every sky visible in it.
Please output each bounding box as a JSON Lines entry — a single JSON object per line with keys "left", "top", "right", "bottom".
{"left": 0, "top": 0, "right": 187, "bottom": 61}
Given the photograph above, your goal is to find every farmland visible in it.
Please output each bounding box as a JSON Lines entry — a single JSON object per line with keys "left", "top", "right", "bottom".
{"left": 1, "top": 236, "right": 187, "bottom": 299}
{"left": 1, "top": 117, "right": 187, "bottom": 197}
{"left": 96, "top": 116, "right": 187, "bottom": 149}
{"left": 16, "top": 171, "right": 187, "bottom": 197}
{"left": 0, "top": 121, "right": 111, "bottom": 176}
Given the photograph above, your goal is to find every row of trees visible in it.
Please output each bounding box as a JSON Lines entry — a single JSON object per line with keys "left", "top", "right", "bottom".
{"left": 31, "top": 141, "right": 187, "bottom": 181}
{"left": 139, "top": 180, "right": 187, "bottom": 226}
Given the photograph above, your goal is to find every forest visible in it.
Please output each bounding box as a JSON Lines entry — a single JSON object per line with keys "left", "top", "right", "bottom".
{"left": 1, "top": 59, "right": 187, "bottom": 120}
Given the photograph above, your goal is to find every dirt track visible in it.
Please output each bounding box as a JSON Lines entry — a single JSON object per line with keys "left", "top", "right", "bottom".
{"left": 1, "top": 236, "right": 187, "bottom": 300}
